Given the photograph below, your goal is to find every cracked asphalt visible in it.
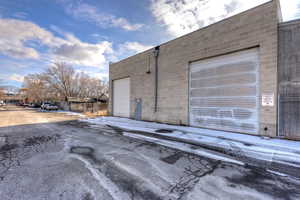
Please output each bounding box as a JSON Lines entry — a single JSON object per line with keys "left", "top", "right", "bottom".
{"left": 0, "top": 105, "right": 300, "bottom": 200}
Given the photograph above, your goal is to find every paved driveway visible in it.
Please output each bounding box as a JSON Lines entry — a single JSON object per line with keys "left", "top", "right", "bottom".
{"left": 0, "top": 105, "right": 300, "bottom": 200}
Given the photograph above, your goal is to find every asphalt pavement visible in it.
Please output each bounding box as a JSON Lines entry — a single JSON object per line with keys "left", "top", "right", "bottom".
{"left": 0, "top": 105, "right": 300, "bottom": 200}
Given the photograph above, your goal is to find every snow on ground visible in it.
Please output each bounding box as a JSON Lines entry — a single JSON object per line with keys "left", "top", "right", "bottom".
{"left": 80, "top": 117, "right": 300, "bottom": 173}
{"left": 50, "top": 110, "right": 86, "bottom": 118}
{"left": 81, "top": 117, "right": 300, "bottom": 152}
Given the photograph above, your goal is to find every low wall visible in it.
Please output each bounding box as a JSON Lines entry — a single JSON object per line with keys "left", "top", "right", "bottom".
{"left": 69, "top": 102, "right": 107, "bottom": 113}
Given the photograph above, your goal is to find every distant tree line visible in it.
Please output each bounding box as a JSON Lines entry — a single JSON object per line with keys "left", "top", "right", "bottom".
{"left": 23, "top": 62, "right": 108, "bottom": 103}
{"left": 0, "top": 88, "right": 4, "bottom": 99}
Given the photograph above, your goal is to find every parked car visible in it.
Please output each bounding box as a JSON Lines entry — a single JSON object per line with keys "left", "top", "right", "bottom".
{"left": 16, "top": 102, "right": 23, "bottom": 106}
{"left": 41, "top": 103, "right": 50, "bottom": 110}
{"left": 41, "top": 103, "right": 58, "bottom": 110}
{"left": 0, "top": 100, "right": 5, "bottom": 106}
{"left": 29, "top": 103, "right": 41, "bottom": 108}
{"left": 45, "top": 104, "right": 58, "bottom": 111}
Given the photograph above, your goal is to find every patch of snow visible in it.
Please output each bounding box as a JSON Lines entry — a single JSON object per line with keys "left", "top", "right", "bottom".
{"left": 81, "top": 117, "right": 300, "bottom": 152}
{"left": 54, "top": 110, "right": 86, "bottom": 118}
{"left": 80, "top": 117, "right": 300, "bottom": 170}
{"left": 123, "top": 132, "right": 244, "bottom": 166}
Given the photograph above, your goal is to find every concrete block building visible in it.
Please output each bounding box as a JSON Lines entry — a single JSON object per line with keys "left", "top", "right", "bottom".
{"left": 109, "top": 0, "right": 300, "bottom": 139}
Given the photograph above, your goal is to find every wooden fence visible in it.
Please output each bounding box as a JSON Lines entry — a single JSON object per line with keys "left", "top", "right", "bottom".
{"left": 60, "top": 102, "right": 107, "bottom": 113}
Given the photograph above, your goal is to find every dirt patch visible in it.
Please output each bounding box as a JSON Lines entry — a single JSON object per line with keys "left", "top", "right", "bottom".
{"left": 242, "top": 143, "right": 253, "bottom": 146}
{"left": 23, "top": 134, "right": 60, "bottom": 147}
{"left": 106, "top": 125, "right": 124, "bottom": 135}
{"left": 160, "top": 152, "right": 182, "bottom": 164}
{"left": 155, "top": 129, "right": 174, "bottom": 134}
{"left": 70, "top": 147, "right": 94, "bottom": 156}
{"left": 0, "top": 143, "right": 19, "bottom": 153}
{"left": 168, "top": 155, "right": 221, "bottom": 200}
{"left": 60, "top": 121, "right": 91, "bottom": 128}
{"left": 135, "top": 142, "right": 158, "bottom": 148}
{"left": 84, "top": 110, "right": 108, "bottom": 118}
{"left": 81, "top": 192, "right": 94, "bottom": 200}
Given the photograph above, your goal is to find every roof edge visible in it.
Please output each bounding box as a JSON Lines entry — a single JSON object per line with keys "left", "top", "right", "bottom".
{"left": 279, "top": 18, "right": 300, "bottom": 27}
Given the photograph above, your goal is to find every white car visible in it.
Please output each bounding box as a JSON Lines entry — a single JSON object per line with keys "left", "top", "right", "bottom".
{"left": 41, "top": 103, "right": 49, "bottom": 110}
{"left": 0, "top": 100, "right": 5, "bottom": 107}
{"left": 44, "top": 104, "right": 58, "bottom": 110}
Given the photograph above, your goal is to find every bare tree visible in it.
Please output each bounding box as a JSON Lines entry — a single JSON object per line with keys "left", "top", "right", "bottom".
{"left": 0, "top": 88, "right": 4, "bottom": 99}
{"left": 41, "top": 62, "right": 76, "bottom": 101}
{"left": 75, "top": 73, "right": 108, "bottom": 99}
{"left": 23, "top": 62, "right": 108, "bottom": 102}
{"left": 23, "top": 74, "right": 49, "bottom": 102}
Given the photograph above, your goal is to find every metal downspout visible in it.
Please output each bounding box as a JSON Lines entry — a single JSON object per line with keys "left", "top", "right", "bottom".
{"left": 154, "top": 46, "right": 160, "bottom": 112}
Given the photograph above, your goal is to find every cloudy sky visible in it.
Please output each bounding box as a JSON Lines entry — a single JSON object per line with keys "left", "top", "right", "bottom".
{"left": 0, "top": 0, "right": 299, "bottom": 87}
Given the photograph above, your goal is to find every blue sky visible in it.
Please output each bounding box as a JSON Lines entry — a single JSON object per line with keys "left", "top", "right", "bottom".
{"left": 0, "top": 0, "right": 299, "bottom": 87}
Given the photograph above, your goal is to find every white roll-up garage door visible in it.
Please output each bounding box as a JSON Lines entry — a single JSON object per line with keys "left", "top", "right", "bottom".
{"left": 189, "top": 48, "right": 259, "bottom": 134}
{"left": 113, "top": 77, "right": 130, "bottom": 118}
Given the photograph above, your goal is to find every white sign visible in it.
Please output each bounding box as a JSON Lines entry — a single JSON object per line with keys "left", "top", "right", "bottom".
{"left": 262, "top": 93, "right": 274, "bottom": 107}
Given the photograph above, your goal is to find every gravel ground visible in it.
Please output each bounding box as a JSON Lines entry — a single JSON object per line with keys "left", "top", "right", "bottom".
{"left": 0, "top": 105, "right": 300, "bottom": 200}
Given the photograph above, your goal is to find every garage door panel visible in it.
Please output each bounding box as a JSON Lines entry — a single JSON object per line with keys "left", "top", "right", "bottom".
{"left": 192, "top": 117, "right": 256, "bottom": 133}
{"left": 190, "top": 97, "right": 257, "bottom": 109}
{"left": 191, "top": 108, "right": 255, "bottom": 120}
{"left": 190, "top": 73, "right": 256, "bottom": 88}
{"left": 189, "top": 49, "right": 259, "bottom": 134}
{"left": 113, "top": 78, "right": 130, "bottom": 118}
{"left": 190, "top": 61, "right": 256, "bottom": 79}
{"left": 190, "top": 86, "right": 257, "bottom": 97}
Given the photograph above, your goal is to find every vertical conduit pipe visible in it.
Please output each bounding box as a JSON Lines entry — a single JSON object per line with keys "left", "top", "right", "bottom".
{"left": 154, "top": 46, "right": 160, "bottom": 112}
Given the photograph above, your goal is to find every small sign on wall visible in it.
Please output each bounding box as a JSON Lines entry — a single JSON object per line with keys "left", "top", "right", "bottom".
{"left": 262, "top": 93, "right": 274, "bottom": 107}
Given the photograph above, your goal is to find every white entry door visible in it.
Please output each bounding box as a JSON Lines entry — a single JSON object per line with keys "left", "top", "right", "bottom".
{"left": 189, "top": 48, "right": 260, "bottom": 134}
{"left": 113, "top": 77, "right": 130, "bottom": 117}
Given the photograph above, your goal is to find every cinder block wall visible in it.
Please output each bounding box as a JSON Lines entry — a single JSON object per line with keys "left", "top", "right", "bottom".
{"left": 109, "top": 0, "right": 281, "bottom": 137}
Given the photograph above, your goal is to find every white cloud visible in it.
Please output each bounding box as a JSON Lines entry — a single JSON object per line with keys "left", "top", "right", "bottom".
{"left": 9, "top": 74, "right": 24, "bottom": 82}
{"left": 66, "top": 3, "right": 144, "bottom": 31}
{"left": 151, "top": 0, "right": 273, "bottom": 37}
{"left": 49, "top": 26, "right": 113, "bottom": 67}
{"left": 0, "top": 16, "right": 152, "bottom": 73}
{"left": 0, "top": 18, "right": 65, "bottom": 59}
{"left": 113, "top": 42, "right": 153, "bottom": 61}
{"left": 71, "top": 41, "right": 153, "bottom": 79}
{"left": 75, "top": 69, "right": 108, "bottom": 81}
{"left": 0, "top": 19, "right": 114, "bottom": 68}
{"left": 53, "top": 39, "right": 113, "bottom": 67}
{"left": 280, "top": 0, "right": 300, "bottom": 21}
{"left": 119, "top": 42, "right": 153, "bottom": 53}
